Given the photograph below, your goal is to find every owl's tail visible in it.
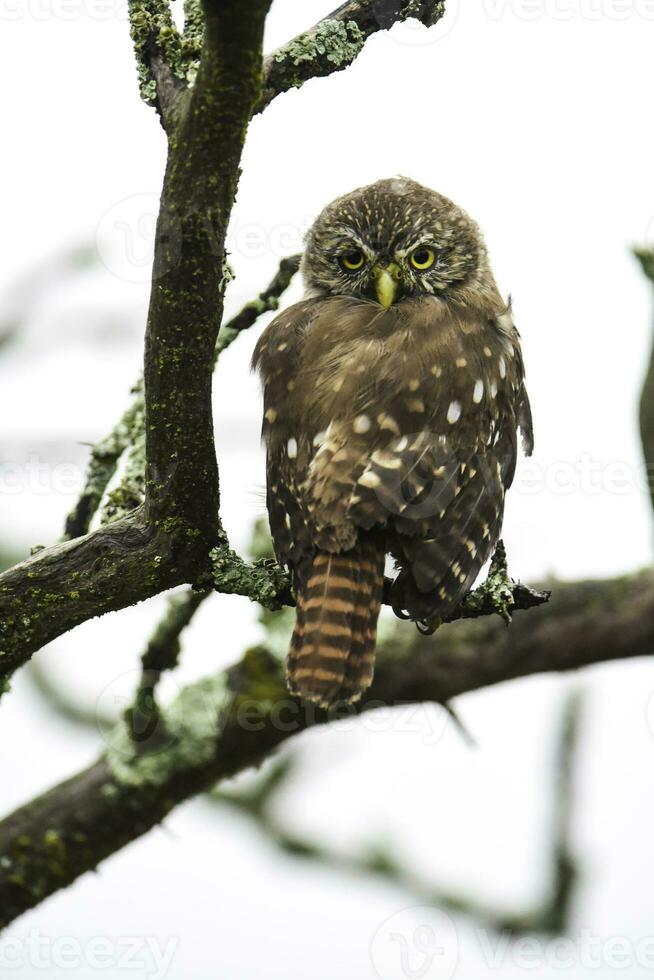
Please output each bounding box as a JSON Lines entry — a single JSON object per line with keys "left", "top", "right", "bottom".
{"left": 288, "top": 536, "right": 385, "bottom": 708}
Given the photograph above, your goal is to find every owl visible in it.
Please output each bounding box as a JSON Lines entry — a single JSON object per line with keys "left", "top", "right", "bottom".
{"left": 252, "top": 178, "right": 533, "bottom": 708}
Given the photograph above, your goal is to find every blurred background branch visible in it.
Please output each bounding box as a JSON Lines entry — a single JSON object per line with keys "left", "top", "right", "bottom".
{"left": 207, "top": 688, "right": 582, "bottom": 937}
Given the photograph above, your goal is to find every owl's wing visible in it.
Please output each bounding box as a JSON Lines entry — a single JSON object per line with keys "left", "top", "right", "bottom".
{"left": 252, "top": 300, "right": 319, "bottom": 582}
{"left": 306, "top": 411, "right": 513, "bottom": 620}
{"left": 383, "top": 429, "right": 515, "bottom": 619}
{"left": 253, "top": 296, "right": 531, "bottom": 616}
{"left": 301, "top": 305, "right": 530, "bottom": 618}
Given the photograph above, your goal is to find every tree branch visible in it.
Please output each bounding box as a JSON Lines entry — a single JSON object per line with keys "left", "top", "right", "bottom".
{"left": 0, "top": 569, "right": 648, "bottom": 927}
{"left": 259, "top": 0, "right": 446, "bottom": 112}
{"left": 0, "top": 0, "right": 273, "bottom": 691}
{"left": 142, "top": 2, "right": 271, "bottom": 531}
{"left": 210, "top": 536, "right": 549, "bottom": 620}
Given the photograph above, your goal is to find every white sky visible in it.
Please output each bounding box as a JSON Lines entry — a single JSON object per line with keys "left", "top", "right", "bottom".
{"left": 1, "top": 2, "right": 654, "bottom": 978}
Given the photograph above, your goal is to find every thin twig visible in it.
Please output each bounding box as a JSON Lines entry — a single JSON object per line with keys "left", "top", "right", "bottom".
{"left": 258, "top": 1, "right": 446, "bottom": 112}
{"left": 128, "top": 589, "right": 211, "bottom": 752}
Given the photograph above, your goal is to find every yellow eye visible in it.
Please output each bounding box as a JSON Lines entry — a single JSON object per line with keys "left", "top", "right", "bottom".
{"left": 340, "top": 249, "right": 365, "bottom": 271}
{"left": 410, "top": 247, "right": 436, "bottom": 271}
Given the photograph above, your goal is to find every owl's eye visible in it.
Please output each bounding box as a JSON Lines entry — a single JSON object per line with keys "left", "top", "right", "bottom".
{"left": 339, "top": 249, "right": 365, "bottom": 272}
{"left": 410, "top": 247, "right": 436, "bottom": 271}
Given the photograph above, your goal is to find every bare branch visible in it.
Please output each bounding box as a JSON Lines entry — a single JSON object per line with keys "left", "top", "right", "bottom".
{"left": 0, "top": 570, "right": 647, "bottom": 926}
{"left": 259, "top": 0, "right": 446, "bottom": 112}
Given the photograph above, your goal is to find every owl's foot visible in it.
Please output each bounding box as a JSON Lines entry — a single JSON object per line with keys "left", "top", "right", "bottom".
{"left": 391, "top": 540, "right": 518, "bottom": 630}
{"left": 416, "top": 615, "right": 442, "bottom": 636}
{"left": 389, "top": 568, "right": 443, "bottom": 623}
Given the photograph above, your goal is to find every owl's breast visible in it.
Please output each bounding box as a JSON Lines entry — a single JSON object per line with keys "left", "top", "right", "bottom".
{"left": 288, "top": 296, "right": 513, "bottom": 446}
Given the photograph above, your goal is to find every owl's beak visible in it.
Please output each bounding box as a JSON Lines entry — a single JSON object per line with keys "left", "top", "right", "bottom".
{"left": 371, "top": 263, "right": 402, "bottom": 308}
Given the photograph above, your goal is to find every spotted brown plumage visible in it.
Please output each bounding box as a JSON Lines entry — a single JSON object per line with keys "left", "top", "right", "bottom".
{"left": 252, "top": 178, "right": 533, "bottom": 708}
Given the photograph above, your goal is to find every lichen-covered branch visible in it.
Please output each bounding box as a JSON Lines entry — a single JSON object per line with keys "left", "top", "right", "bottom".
{"left": 127, "top": 0, "right": 189, "bottom": 122}
{"left": 210, "top": 538, "right": 549, "bottom": 623}
{"left": 0, "top": 570, "right": 648, "bottom": 927}
{"left": 259, "top": 0, "right": 446, "bottom": 112}
{"left": 26, "top": 589, "right": 210, "bottom": 736}
{"left": 211, "top": 542, "right": 295, "bottom": 610}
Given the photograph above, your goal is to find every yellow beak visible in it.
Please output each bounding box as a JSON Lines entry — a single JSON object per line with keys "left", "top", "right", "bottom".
{"left": 372, "top": 263, "right": 401, "bottom": 309}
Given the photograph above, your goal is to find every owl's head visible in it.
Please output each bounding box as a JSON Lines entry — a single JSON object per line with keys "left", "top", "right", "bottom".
{"left": 302, "top": 177, "right": 492, "bottom": 309}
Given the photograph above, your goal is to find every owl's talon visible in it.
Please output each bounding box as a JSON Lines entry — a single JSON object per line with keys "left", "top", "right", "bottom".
{"left": 416, "top": 615, "right": 442, "bottom": 635}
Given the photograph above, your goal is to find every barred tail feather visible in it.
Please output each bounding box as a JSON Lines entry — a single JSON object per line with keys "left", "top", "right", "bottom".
{"left": 287, "top": 537, "right": 385, "bottom": 708}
